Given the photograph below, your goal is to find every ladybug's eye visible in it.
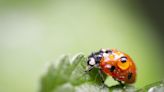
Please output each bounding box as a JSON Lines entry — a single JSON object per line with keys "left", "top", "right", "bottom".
{"left": 117, "top": 56, "right": 129, "bottom": 70}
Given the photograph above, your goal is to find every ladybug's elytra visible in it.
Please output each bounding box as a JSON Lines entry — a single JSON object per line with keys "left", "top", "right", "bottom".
{"left": 85, "top": 49, "right": 136, "bottom": 84}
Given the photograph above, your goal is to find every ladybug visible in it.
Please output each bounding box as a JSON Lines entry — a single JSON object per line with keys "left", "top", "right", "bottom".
{"left": 85, "top": 49, "right": 136, "bottom": 84}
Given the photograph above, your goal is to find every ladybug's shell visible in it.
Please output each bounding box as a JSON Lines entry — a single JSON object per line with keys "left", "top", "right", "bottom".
{"left": 100, "top": 50, "right": 136, "bottom": 83}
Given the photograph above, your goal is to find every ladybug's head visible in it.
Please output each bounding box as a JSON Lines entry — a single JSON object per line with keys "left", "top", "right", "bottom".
{"left": 86, "top": 49, "right": 111, "bottom": 71}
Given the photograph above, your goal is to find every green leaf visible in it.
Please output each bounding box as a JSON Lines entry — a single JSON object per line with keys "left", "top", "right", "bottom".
{"left": 53, "top": 83, "right": 75, "bottom": 92}
{"left": 40, "top": 55, "right": 71, "bottom": 92}
{"left": 40, "top": 54, "right": 164, "bottom": 92}
{"left": 69, "top": 54, "right": 87, "bottom": 85}
{"left": 75, "top": 83, "right": 109, "bottom": 92}
{"left": 40, "top": 54, "right": 109, "bottom": 92}
{"left": 136, "top": 80, "right": 164, "bottom": 92}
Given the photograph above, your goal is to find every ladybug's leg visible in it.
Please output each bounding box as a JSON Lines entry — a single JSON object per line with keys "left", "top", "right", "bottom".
{"left": 84, "top": 66, "right": 94, "bottom": 73}
{"left": 112, "top": 77, "right": 125, "bottom": 86}
{"left": 118, "top": 80, "right": 124, "bottom": 86}
{"left": 98, "top": 69, "right": 109, "bottom": 88}
{"left": 98, "top": 69, "right": 105, "bottom": 83}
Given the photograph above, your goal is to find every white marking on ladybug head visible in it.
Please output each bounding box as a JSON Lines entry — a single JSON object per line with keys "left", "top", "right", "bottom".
{"left": 103, "top": 53, "right": 111, "bottom": 62}
{"left": 97, "top": 55, "right": 102, "bottom": 57}
{"left": 103, "top": 53, "right": 109, "bottom": 58}
{"left": 113, "top": 53, "right": 124, "bottom": 60}
{"left": 89, "top": 58, "right": 96, "bottom": 65}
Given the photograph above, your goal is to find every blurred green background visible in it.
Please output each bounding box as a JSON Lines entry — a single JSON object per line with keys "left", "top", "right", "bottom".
{"left": 0, "top": 0, "right": 164, "bottom": 92}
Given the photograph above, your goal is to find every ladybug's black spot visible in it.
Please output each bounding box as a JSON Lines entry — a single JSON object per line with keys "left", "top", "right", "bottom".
{"left": 109, "top": 66, "right": 115, "bottom": 72}
{"left": 105, "top": 50, "right": 112, "bottom": 53}
{"left": 121, "top": 56, "right": 127, "bottom": 63}
{"left": 128, "top": 72, "right": 132, "bottom": 80}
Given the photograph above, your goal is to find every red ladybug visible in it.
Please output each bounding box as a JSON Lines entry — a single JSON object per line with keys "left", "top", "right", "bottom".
{"left": 86, "top": 49, "right": 136, "bottom": 84}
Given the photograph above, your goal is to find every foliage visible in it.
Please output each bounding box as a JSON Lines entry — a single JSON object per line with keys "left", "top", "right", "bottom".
{"left": 40, "top": 54, "right": 164, "bottom": 92}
